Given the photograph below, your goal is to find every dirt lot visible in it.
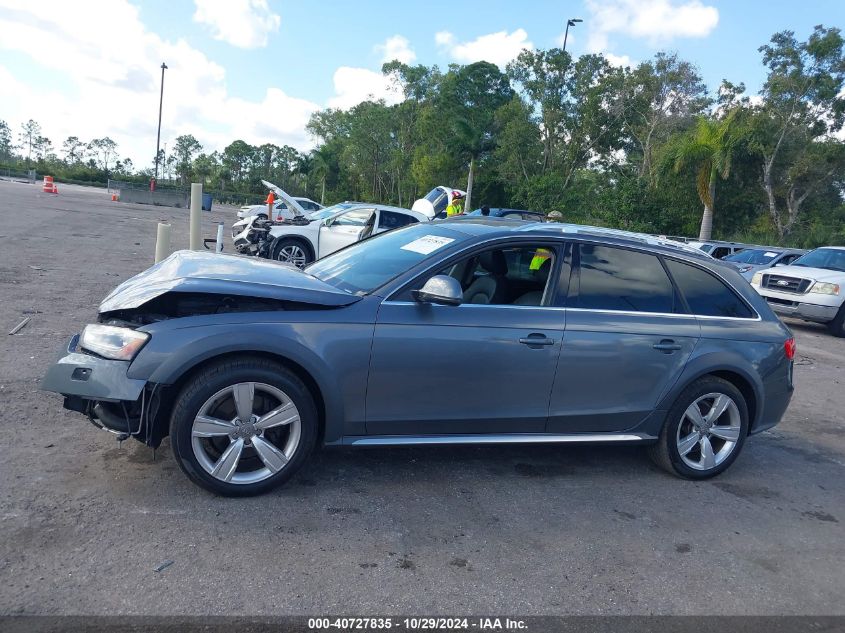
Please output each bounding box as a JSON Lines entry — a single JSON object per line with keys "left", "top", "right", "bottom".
{"left": 0, "top": 179, "right": 843, "bottom": 615}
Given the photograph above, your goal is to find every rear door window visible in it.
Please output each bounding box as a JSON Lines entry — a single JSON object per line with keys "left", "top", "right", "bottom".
{"left": 711, "top": 247, "right": 732, "bottom": 259}
{"left": 664, "top": 259, "right": 754, "bottom": 318}
{"left": 378, "top": 210, "right": 418, "bottom": 230}
{"left": 574, "top": 244, "right": 675, "bottom": 313}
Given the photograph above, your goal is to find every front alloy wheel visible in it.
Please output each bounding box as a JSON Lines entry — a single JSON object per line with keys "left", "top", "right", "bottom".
{"left": 170, "top": 358, "right": 317, "bottom": 496}
{"left": 273, "top": 239, "right": 311, "bottom": 268}
{"left": 191, "top": 382, "right": 301, "bottom": 485}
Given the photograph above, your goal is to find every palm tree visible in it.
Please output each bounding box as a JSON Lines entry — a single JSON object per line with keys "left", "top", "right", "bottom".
{"left": 662, "top": 111, "right": 740, "bottom": 240}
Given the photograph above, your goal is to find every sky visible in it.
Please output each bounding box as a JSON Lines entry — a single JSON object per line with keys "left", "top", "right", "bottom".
{"left": 1, "top": 0, "right": 843, "bottom": 168}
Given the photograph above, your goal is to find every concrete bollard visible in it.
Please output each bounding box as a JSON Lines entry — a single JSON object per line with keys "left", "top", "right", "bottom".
{"left": 215, "top": 222, "right": 224, "bottom": 253}
{"left": 189, "top": 182, "right": 202, "bottom": 251}
{"left": 154, "top": 222, "right": 171, "bottom": 263}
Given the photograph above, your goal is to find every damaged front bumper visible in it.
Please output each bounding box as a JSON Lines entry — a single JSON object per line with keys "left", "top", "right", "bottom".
{"left": 40, "top": 334, "right": 165, "bottom": 443}
{"left": 41, "top": 334, "right": 147, "bottom": 402}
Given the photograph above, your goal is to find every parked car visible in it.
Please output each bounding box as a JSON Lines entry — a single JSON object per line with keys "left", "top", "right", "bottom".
{"left": 723, "top": 247, "right": 807, "bottom": 280}
{"left": 42, "top": 219, "right": 795, "bottom": 496}
{"left": 411, "top": 186, "right": 466, "bottom": 218}
{"left": 750, "top": 246, "right": 845, "bottom": 336}
{"left": 233, "top": 203, "right": 430, "bottom": 267}
{"left": 237, "top": 196, "right": 323, "bottom": 220}
{"left": 466, "top": 208, "right": 547, "bottom": 221}
{"left": 687, "top": 239, "right": 756, "bottom": 259}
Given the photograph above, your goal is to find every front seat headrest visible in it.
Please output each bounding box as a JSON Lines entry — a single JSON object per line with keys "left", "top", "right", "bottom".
{"left": 535, "top": 257, "right": 552, "bottom": 283}
{"left": 479, "top": 250, "right": 507, "bottom": 276}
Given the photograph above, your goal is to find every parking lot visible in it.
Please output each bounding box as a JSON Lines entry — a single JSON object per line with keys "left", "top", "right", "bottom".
{"left": 0, "top": 179, "right": 843, "bottom": 615}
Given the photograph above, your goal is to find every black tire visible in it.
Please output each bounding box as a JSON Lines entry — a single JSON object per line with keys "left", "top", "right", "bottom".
{"left": 826, "top": 304, "right": 845, "bottom": 338}
{"left": 272, "top": 237, "right": 313, "bottom": 268}
{"left": 169, "top": 357, "right": 318, "bottom": 496}
{"left": 648, "top": 376, "right": 749, "bottom": 479}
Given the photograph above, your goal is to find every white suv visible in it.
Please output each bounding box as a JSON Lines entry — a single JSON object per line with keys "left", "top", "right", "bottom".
{"left": 750, "top": 246, "right": 845, "bottom": 336}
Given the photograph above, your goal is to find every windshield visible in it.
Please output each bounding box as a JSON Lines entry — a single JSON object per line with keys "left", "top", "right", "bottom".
{"left": 724, "top": 249, "right": 780, "bottom": 265}
{"left": 306, "top": 224, "right": 467, "bottom": 294}
{"left": 791, "top": 248, "right": 845, "bottom": 272}
{"left": 307, "top": 203, "right": 356, "bottom": 221}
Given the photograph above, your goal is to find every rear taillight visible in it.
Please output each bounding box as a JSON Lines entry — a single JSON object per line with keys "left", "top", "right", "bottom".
{"left": 784, "top": 337, "right": 796, "bottom": 361}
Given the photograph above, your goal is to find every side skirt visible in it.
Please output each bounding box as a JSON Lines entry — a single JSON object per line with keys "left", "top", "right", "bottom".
{"left": 338, "top": 433, "right": 656, "bottom": 447}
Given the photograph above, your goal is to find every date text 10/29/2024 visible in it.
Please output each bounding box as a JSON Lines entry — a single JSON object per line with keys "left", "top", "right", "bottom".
{"left": 308, "top": 618, "right": 528, "bottom": 630}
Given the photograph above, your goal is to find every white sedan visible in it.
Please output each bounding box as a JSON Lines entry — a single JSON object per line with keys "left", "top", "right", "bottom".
{"left": 233, "top": 203, "right": 431, "bottom": 267}
{"left": 237, "top": 196, "right": 323, "bottom": 220}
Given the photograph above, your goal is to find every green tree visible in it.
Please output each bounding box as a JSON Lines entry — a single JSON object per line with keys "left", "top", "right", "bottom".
{"left": 18, "top": 119, "right": 41, "bottom": 165}
{"left": 661, "top": 111, "right": 742, "bottom": 240}
{"left": 62, "top": 136, "right": 86, "bottom": 164}
{"left": 0, "top": 120, "right": 12, "bottom": 162}
{"left": 751, "top": 25, "right": 845, "bottom": 237}
{"left": 172, "top": 134, "right": 203, "bottom": 184}
{"left": 88, "top": 137, "right": 118, "bottom": 173}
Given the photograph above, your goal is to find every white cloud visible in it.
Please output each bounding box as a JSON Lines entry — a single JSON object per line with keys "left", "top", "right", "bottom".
{"left": 585, "top": 0, "right": 718, "bottom": 52}
{"left": 435, "top": 29, "right": 533, "bottom": 68}
{"left": 605, "top": 53, "right": 634, "bottom": 67}
{"left": 0, "top": 0, "right": 316, "bottom": 165}
{"left": 327, "top": 67, "right": 404, "bottom": 110}
{"left": 193, "top": 0, "right": 281, "bottom": 49}
{"left": 375, "top": 35, "right": 416, "bottom": 65}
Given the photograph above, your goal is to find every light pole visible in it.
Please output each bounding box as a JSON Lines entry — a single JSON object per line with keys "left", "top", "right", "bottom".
{"left": 154, "top": 62, "right": 167, "bottom": 181}
{"left": 562, "top": 18, "right": 582, "bottom": 52}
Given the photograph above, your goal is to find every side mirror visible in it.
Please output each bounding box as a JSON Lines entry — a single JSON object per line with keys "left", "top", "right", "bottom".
{"left": 774, "top": 263, "right": 786, "bottom": 267}
{"left": 412, "top": 275, "right": 463, "bottom": 306}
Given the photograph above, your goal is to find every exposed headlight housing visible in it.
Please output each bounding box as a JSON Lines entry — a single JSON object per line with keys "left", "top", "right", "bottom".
{"left": 810, "top": 282, "right": 840, "bottom": 295}
{"left": 80, "top": 324, "right": 149, "bottom": 361}
{"left": 751, "top": 272, "right": 763, "bottom": 285}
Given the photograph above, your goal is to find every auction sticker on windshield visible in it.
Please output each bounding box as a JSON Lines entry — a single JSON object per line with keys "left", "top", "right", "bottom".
{"left": 401, "top": 235, "right": 455, "bottom": 255}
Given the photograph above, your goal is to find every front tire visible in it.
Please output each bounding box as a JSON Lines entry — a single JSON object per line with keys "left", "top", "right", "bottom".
{"left": 648, "top": 376, "right": 748, "bottom": 479}
{"left": 169, "top": 357, "right": 318, "bottom": 496}
{"left": 826, "top": 304, "right": 845, "bottom": 338}
{"left": 272, "top": 238, "right": 313, "bottom": 268}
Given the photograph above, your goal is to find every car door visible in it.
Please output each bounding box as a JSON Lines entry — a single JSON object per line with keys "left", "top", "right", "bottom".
{"left": 318, "top": 207, "right": 375, "bottom": 257}
{"left": 365, "top": 242, "right": 569, "bottom": 436}
{"left": 374, "top": 209, "right": 419, "bottom": 235}
{"left": 548, "top": 243, "right": 700, "bottom": 434}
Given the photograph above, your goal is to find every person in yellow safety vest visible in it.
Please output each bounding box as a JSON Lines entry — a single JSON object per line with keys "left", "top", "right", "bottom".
{"left": 265, "top": 190, "right": 276, "bottom": 220}
{"left": 530, "top": 248, "right": 553, "bottom": 271}
{"left": 445, "top": 191, "right": 464, "bottom": 216}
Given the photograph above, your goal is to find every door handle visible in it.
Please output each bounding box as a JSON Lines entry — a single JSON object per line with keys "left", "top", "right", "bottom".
{"left": 519, "top": 334, "right": 555, "bottom": 347}
{"left": 653, "top": 339, "right": 682, "bottom": 353}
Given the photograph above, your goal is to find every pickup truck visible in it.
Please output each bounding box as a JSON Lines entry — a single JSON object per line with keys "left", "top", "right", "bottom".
{"left": 750, "top": 246, "right": 845, "bottom": 337}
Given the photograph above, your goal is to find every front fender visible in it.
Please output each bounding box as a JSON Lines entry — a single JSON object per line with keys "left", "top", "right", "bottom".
{"left": 127, "top": 318, "right": 375, "bottom": 441}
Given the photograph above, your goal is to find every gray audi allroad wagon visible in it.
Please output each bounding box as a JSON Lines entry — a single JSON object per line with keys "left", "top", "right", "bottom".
{"left": 42, "top": 219, "right": 796, "bottom": 496}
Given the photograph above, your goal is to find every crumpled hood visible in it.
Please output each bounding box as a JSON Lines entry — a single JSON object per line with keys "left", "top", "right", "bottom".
{"left": 764, "top": 265, "right": 845, "bottom": 283}
{"left": 99, "top": 250, "right": 359, "bottom": 312}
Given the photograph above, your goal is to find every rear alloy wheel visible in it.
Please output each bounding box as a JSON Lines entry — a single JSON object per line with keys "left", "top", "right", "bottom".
{"left": 170, "top": 358, "right": 317, "bottom": 496}
{"left": 273, "top": 239, "right": 312, "bottom": 269}
{"left": 649, "top": 376, "right": 748, "bottom": 479}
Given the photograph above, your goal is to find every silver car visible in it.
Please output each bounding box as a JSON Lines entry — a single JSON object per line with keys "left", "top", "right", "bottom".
{"left": 723, "top": 247, "right": 808, "bottom": 280}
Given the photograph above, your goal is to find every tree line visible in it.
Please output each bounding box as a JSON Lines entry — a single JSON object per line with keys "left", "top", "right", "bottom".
{"left": 2, "top": 25, "right": 844, "bottom": 245}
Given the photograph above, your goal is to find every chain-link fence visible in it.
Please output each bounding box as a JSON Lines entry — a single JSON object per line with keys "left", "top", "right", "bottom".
{"left": 0, "top": 167, "right": 37, "bottom": 183}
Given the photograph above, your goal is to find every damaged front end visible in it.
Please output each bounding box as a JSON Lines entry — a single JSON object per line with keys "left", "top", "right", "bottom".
{"left": 42, "top": 250, "right": 360, "bottom": 448}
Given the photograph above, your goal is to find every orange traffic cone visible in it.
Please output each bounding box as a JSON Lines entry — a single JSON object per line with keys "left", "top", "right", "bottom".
{"left": 111, "top": 193, "right": 117, "bottom": 201}
{"left": 52, "top": 184, "right": 58, "bottom": 194}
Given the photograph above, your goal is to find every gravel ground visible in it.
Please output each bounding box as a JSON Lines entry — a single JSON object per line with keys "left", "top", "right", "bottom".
{"left": 0, "top": 180, "right": 843, "bottom": 615}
